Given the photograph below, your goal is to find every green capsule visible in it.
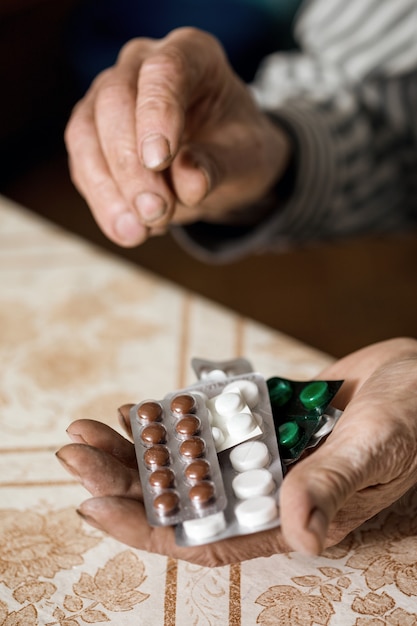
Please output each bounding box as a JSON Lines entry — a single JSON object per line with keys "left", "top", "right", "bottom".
{"left": 267, "top": 377, "right": 293, "bottom": 407}
{"left": 299, "top": 381, "right": 329, "bottom": 410}
{"left": 278, "top": 421, "right": 300, "bottom": 448}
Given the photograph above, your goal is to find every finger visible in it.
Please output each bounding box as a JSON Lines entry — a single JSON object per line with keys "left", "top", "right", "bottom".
{"left": 65, "top": 93, "right": 149, "bottom": 247}
{"left": 135, "top": 28, "right": 227, "bottom": 169}
{"left": 170, "top": 146, "right": 215, "bottom": 208}
{"left": 77, "top": 495, "right": 166, "bottom": 549}
{"left": 117, "top": 404, "right": 134, "bottom": 439}
{"left": 66, "top": 418, "right": 137, "bottom": 468}
{"left": 56, "top": 443, "right": 142, "bottom": 499}
{"left": 93, "top": 63, "right": 176, "bottom": 229}
{"left": 77, "top": 496, "right": 289, "bottom": 566}
{"left": 170, "top": 128, "right": 286, "bottom": 218}
{"left": 171, "top": 142, "right": 252, "bottom": 215}
{"left": 279, "top": 438, "right": 366, "bottom": 555}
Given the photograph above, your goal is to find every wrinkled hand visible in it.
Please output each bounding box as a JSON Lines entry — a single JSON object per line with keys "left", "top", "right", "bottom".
{"left": 64, "top": 27, "right": 291, "bottom": 248}
{"left": 56, "top": 337, "right": 417, "bottom": 566}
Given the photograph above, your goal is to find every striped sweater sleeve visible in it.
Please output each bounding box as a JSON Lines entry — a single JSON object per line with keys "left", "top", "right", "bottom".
{"left": 173, "top": 0, "right": 417, "bottom": 262}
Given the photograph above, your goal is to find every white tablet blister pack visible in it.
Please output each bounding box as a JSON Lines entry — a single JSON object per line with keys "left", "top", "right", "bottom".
{"left": 130, "top": 367, "right": 283, "bottom": 546}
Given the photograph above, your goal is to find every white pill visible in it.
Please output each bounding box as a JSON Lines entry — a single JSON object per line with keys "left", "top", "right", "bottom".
{"left": 235, "top": 496, "right": 278, "bottom": 528}
{"left": 227, "top": 412, "right": 256, "bottom": 437}
{"left": 229, "top": 441, "right": 270, "bottom": 472}
{"left": 183, "top": 511, "right": 226, "bottom": 540}
{"left": 223, "top": 379, "right": 259, "bottom": 408}
{"left": 211, "top": 426, "right": 225, "bottom": 447}
{"left": 214, "top": 392, "right": 245, "bottom": 418}
{"left": 203, "top": 369, "right": 228, "bottom": 381}
{"left": 232, "top": 469, "right": 275, "bottom": 499}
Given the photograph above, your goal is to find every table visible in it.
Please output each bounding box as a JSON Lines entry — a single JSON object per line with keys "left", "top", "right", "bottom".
{"left": 1, "top": 194, "right": 416, "bottom": 625}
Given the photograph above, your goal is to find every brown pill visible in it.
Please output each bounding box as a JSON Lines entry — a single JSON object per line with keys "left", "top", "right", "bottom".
{"left": 170, "top": 393, "right": 196, "bottom": 416}
{"left": 137, "top": 401, "right": 163, "bottom": 423}
{"left": 179, "top": 436, "right": 205, "bottom": 459}
{"left": 189, "top": 481, "right": 215, "bottom": 507}
{"left": 143, "top": 445, "right": 170, "bottom": 469}
{"left": 149, "top": 468, "right": 175, "bottom": 491}
{"left": 184, "top": 459, "right": 211, "bottom": 483}
{"left": 140, "top": 423, "right": 166, "bottom": 446}
{"left": 175, "top": 415, "right": 201, "bottom": 438}
{"left": 153, "top": 491, "right": 179, "bottom": 516}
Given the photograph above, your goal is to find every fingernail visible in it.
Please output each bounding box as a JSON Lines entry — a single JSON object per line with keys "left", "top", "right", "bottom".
{"left": 76, "top": 509, "right": 103, "bottom": 530}
{"left": 135, "top": 192, "right": 167, "bottom": 223}
{"left": 117, "top": 404, "right": 133, "bottom": 436}
{"left": 307, "top": 508, "right": 328, "bottom": 553}
{"left": 114, "top": 212, "right": 147, "bottom": 244}
{"left": 141, "top": 134, "right": 170, "bottom": 169}
{"left": 66, "top": 429, "right": 87, "bottom": 444}
{"left": 55, "top": 451, "right": 80, "bottom": 478}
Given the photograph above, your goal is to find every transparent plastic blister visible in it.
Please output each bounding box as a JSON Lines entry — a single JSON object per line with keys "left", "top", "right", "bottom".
{"left": 191, "top": 357, "right": 254, "bottom": 381}
{"left": 130, "top": 392, "right": 227, "bottom": 527}
{"left": 130, "top": 357, "right": 344, "bottom": 547}
{"left": 174, "top": 372, "right": 283, "bottom": 546}
{"left": 266, "top": 376, "right": 344, "bottom": 465}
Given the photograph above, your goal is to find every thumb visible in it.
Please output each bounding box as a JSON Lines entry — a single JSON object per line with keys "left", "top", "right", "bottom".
{"left": 281, "top": 338, "right": 417, "bottom": 555}
{"left": 278, "top": 422, "right": 370, "bottom": 555}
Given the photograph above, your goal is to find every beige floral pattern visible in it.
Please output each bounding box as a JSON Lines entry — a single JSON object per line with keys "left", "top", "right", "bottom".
{"left": 0, "top": 522, "right": 149, "bottom": 626}
{"left": 48, "top": 551, "right": 149, "bottom": 625}
{"left": 351, "top": 591, "right": 417, "bottom": 625}
{"left": 256, "top": 585, "right": 335, "bottom": 625}
{"left": 347, "top": 512, "right": 417, "bottom": 597}
{"left": 0, "top": 509, "right": 100, "bottom": 589}
{"left": 251, "top": 499, "right": 417, "bottom": 625}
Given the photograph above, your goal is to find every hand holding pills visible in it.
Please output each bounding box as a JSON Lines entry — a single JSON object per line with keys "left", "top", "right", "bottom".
{"left": 280, "top": 337, "right": 417, "bottom": 554}
{"left": 57, "top": 337, "right": 417, "bottom": 565}
{"left": 64, "top": 28, "right": 291, "bottom": 248}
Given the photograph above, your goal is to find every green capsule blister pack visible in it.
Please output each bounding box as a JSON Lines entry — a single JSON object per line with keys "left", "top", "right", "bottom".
{"left": 266, "top": 377, "right": 344, "bottom": 465}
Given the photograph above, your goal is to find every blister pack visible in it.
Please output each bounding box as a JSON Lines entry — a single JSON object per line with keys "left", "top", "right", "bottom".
{"left": 130, "top": 391, "right": 227, "bottom": 528}
{"left": 130, "top": 357, "right": 344, "bottom": 546}
{"left": 176, "top": 371, "right": 283, "bottom": 545}
{"left": 267, "top": 376, "right": 344, "bottom": 465}
{"left": 130, "top": 367, "right": 283, "bottom": 546}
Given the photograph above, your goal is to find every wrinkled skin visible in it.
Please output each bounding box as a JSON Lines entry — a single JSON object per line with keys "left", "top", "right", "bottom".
{"left": 64, "top": 27, "right": 291, "bottom": 247}
{"left": 56, "top": 337, "right": 417, "bottom": 567}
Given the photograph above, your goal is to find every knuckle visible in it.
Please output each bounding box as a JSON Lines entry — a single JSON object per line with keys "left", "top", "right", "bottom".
{"left": 117, "top": 37, "right": 150, "bottom": 64}
{"left": 304, "top": 464, "right": 361, "bottom": 515}
{"left": 141, "top": 48, "right": 188, "bottom": 87}
{"left": 113, "top": 146, "right": 140, "bottom": 176}
{"left": 64, "top": 103, "right": 88, "bottom": 148}
{"left": 169, "top": 25, "right": 221, "bottom": 51}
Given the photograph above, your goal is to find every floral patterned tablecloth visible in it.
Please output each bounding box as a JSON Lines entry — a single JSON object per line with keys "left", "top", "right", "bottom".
{"left": 1, "top": 194, "right": 416, "bottom": 625}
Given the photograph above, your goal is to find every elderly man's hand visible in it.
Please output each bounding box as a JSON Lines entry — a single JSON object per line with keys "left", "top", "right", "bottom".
{"left": 64, "top": 27, "right": 291, "bottom": 248}
{"left": 56, "top": 337, "right": 417, "bottom": 565}
{"left": 56, "top": 418, "right": 290, "bottom": 566}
